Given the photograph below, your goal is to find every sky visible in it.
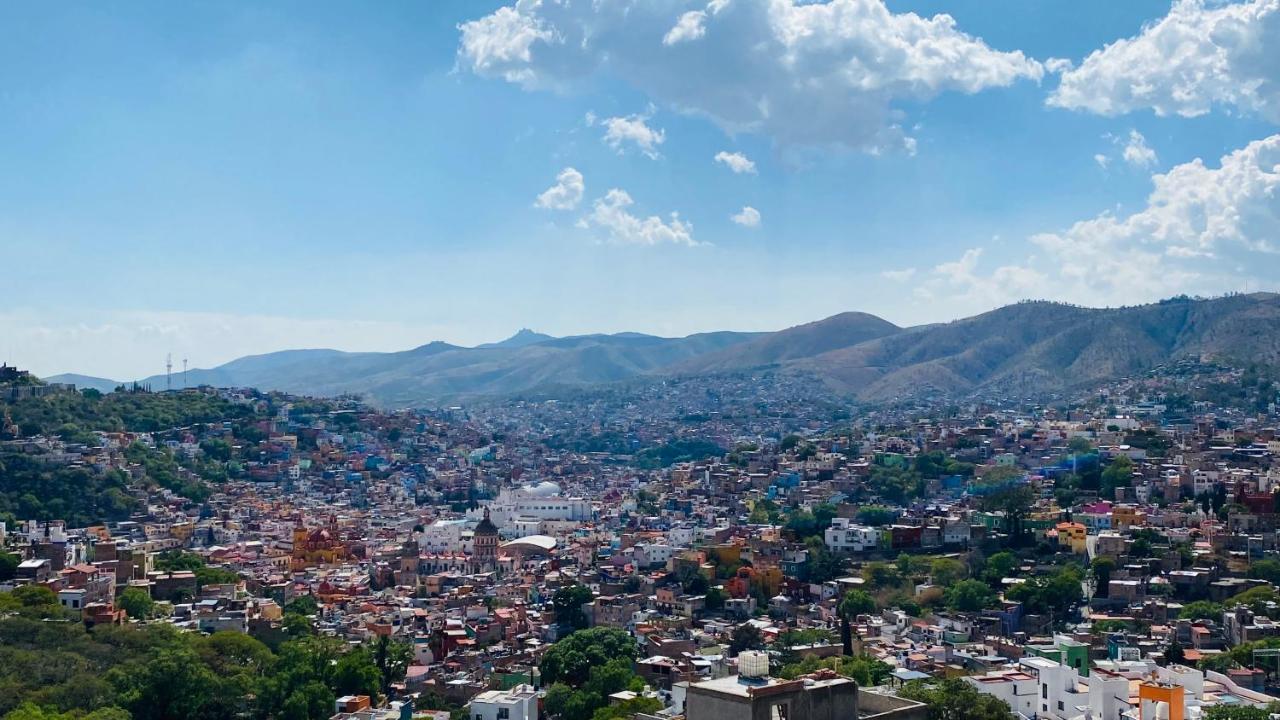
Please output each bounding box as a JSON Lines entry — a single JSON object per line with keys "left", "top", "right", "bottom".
{"left": 3, "top": 0, "right": 1280, "bottom": 380}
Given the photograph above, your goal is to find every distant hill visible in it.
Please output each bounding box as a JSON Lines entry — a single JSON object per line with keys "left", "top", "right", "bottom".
{"left": 669, "top": 311, "right": 902, "bottom": 374}
{"left": 791, "top": 293, "right": 1280, "bottom": 401}
{"left": 478, "top": 329, "right": 556, "bottom": 349}
{"left": 96, "top": 293, "right": 1280, "bottom": 406}
{"left": 42, "top": 374, "right": 122, "bottom": 393}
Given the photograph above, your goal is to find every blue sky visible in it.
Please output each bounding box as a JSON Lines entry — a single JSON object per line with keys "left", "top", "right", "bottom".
{"left": 3, "top": 0, "right": 1279, "bottom": 379}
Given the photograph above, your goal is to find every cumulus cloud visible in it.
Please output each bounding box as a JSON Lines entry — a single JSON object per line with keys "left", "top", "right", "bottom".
{"left": 663, "top": 10, "right": 709, "bottom": 45}
{"left": 458, "top": 0, "right": 1044, "bottom": 153}
{"left": 917, "top": 135, "right": 1280, "bottom": 312}
{"left": 1122, "top": 130, "right": 1158, "bottom": 168}
{"left": 1030, "top": 134, "right": 1280, "bottom": 296}
{"left": 1094, "top": 153, "right": 1110, "bottom": 170}
{"left": 1049, "top": 0, "right": 1280, "bottom": 121}
{"left": 534, "top": 167, "right": 585, "bottom": 210}
{"left": 730, "top": 206, "right": 761, "bottom": 227}
{"left": 714, "top": 150, "right": 757, "bottom": 174}
{"left": 581, "top": 189, "right": 696, "bottom": 246}
{"left": 602, "top": 114, "right": 666, "bottom": 158}
{"left": 915, "top": 248, "right": 1046, "bottom": 306}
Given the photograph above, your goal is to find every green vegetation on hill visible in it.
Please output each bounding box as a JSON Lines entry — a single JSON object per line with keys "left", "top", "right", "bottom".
{"left": 0, "top": 454, "right": 137, "bottom": 527}
{"left": 633, "top": 438, "right": 724, "bottom": 469}
{"left": 0, "top": 586, "right": 408, "bottom": 720}
{"left": 3, "top": 389, "right": 252, "bottom": 437}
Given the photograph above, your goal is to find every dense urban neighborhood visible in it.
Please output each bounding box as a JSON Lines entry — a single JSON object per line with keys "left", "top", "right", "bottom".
{"left": 4, "top": 351, "right": 1280, "bottom": 720}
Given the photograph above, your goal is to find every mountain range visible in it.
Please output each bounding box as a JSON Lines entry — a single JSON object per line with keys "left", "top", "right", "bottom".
{"left": 45, "top": 293, "right": 1280, "bottom": 407}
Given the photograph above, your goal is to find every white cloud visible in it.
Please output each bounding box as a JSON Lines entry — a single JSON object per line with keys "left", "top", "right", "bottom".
{"left": 663, "top": 10, "right": 708, "bottom": 45}
{"left": 456, "top": 5, "right": 556, "bottom": 87}
{"left": 581, "top": 189, "right": 696, "bottom": 246}
{"left": 1029, "top": 134, "right": 1280, "bottom": 299}
{"left": 1121, "top": 129, "right": 1158, "bottom": 168}
{"left": 714, "top": 150, "right": 757, "bottom": 174}
{"left": 534, "top": 167, "right": 585, "bottom": 210}
{"left": 881, "top": 268, "right": 917, "bottom": 281}
{"left": 912, "top": 135, "right": 1280, "bottom": 313}
{"left": 919, "top": 248, "right": 1046, "bottom": 306}
{"left": 1094, "top": 153, "right": 1110, "bottom": 170}
{"left": 602, "top": 114, "right": 666, "bottom": 158}
{"left": 1049, "top": 0, "right": 1280, "bottom": 121}
{"left": 458, "top": 0, "right": 1044, "bottom": 153}
{"left": 730, "top": 206, "right": 761, "bottom": 227}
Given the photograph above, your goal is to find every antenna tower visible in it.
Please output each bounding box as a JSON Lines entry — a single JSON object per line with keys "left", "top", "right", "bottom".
{"left": 183, "top": 358, "right": 188, "bottom": 389}
{"left": 166, "top": 353, "right": 172, "bottom": 392}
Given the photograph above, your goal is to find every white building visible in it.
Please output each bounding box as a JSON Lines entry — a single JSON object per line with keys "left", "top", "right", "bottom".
{"left": 477, "top": 483, "right": 592, "bottom": 535}
{"left": 825, "top": 518, "right": 880, "bottom": 553}
{"left": 469, "top": 685, "right": 539, "bottom": 720}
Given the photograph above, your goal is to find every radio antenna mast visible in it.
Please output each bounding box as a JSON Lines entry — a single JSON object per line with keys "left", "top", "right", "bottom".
{"left": 166, "top": 353, "right": 172, "bottom": 392}
{"left": 183, "top": 358, "right": 188, "bottom": 389}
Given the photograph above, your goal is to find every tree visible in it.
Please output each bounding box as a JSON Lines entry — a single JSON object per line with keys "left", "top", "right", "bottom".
{"left": 1090, "top": 557, "right": 1116, "bottom": 598}
{"left": 1248, "top": 558, "right": 1280, "bottom": 585}
{"left": 982, "top": 552, "right": 1018, "bottom": 586}
{"left": 118, "top": 587, "right": 155, "bottom": 619}
{"left": 373, "top": 635, "right": 413, "bottom": 696}
{"left": 1164, "top": 641, "right": 1186, "bottom": 665}
{"left": 540, "top": 628, "right": 637, "bottom": 687}
{"left": 1068, "top": 437, "right": 1094, "bottom": 455}
{"left": 332, "top": 648, "right": 382, "bottom": 702}
{"left": 945, "top": 580, "right": 996, "bottom": 612}
{"left": 1100, "top": 455, "right": 1135, "bottom": 498}
{"left": 856, "top": 506, "right": 896, "bottom": 526}
{"left": 704, "top": 587, "right": 726, "bottom": 612}
{"left": 838, "top": 590, "right": 876, "bottom": 656}
{"left": 1180, "top": 601, "right": 1223, "bottom": 622}
{"left": 0, "top": 553, "right": 17, "bottom": 582}
{"left": 899, "top": 679, "right": 1014, "bottom": 720}
{"left": 729, "top": 624, "right": 765, "bottom": 656}
{"left": 553, "top": 584, "right": 594, "bottom": 634}
{"left": 1202, "top": 707, "right": 1273, "bottom": 720}
{"left": 930, "top": 558, "right": 967, "bottom": 586}
{"left": 975, "top": 467, "right": 1035, "bottom": 545}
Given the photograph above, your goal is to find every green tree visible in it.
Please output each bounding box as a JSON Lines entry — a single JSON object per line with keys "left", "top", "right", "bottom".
{"left": 0, "top": 553, "right": 18, "bottom": 582}
{"left": 1202, "top": 706, "right": 1273, "bottom": 720}
{"left": 540, "top": 628, "right": 637, "bottom": 687}
{"left": 553, "top": 584, "right": 595, "bottom": 633}
{"left": 838, "top": 590, "right": 876, "bottom": 656}
{"left": 945, "top": 579, "right": 996, "bottom": 612}
{"left": 899, "top": 679, "right": 1014, "bottom": 720}
{"left": 1180, "top": 601, "right": 1223, "bottom": 622}
{"left": 704, "top": 587, "right": 726, "bottom": 611}
{"left": 1090, "top": 557, "right": 1116, "bottom": 598}
{"left": 982, "top": 551, "right": 1018, "bottom": 585}
{"left": 373, "top": 635, "right": 413, "bottom": 696}
{"left": 118, "top": 587, "right": 155, "bottom": 619}
{"left": 975, "top": 467, "right": 1035, "bottom": 545}
{"left": 930, "top": 558, "right": 967, "bottom": 586}
{"left": 729, "top": 624, "right": 765, "bottom": 656}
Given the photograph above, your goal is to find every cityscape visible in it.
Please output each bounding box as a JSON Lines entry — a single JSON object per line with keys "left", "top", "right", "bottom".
{"left": 4, "top": 3, "right": 1280, "bottom": 720}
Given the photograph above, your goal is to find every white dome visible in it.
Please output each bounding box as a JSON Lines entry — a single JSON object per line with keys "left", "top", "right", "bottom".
{"left": 522, "top": 481, "right": 562, "bottom": 497}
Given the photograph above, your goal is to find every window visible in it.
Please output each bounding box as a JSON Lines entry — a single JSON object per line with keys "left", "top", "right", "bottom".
{"left": 771, "top": 703, "right": 789, "bottom": 720}
{"left": 1042, "top": 685, "right": 1048, "bottom": 699}
{"left": 498, "top": 710, "right": 509, "bottom": 719}
{"left": 1058, "top": 702, "right": 1064, "bottom": 711}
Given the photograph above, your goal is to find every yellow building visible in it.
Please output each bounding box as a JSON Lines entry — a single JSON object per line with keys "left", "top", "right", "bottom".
{"left": 291, "top": 516, "right": 348, "bottom": 571}
{"left": 1112, "top": 505, "right": 1146, "bottom": 531}
{"left": 1055, "top": 522, "right": 1088, "bottom": 554}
